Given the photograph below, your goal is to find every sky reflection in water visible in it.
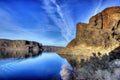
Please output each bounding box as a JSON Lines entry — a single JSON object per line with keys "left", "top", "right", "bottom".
{"left": 0, "top": 53, "right": 70, "bottom": 79}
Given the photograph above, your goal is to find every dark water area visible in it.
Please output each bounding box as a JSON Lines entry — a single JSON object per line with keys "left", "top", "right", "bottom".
{"left": 0, "top": 52, "right": 71, "bottom": 80}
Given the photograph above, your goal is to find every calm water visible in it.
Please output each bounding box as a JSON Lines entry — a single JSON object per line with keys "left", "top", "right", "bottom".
{"left": 0, "top": 52, "right": 71, "bottom": 80}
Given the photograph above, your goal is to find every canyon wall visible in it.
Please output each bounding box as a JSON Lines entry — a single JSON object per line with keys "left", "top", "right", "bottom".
{"left": 57, "top": 7, "right": 120, "bottom": 58}
{"left": 0, "top": 39, "right": 42, "bottom": 58}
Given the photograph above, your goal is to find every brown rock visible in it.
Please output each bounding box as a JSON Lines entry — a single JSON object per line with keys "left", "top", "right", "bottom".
{"left": 57, "top": 6, "right": 120, "bottom": 57}
{"left": 0, "top": 39, "right": 43, "bottom": 58}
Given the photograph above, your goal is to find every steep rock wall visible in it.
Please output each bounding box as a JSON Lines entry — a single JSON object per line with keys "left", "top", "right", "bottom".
{"left": 57, "top": 7, "right": 120, "bottom": 57}
{"left": 0, "top": 39, "right": 42, "bottom": 58}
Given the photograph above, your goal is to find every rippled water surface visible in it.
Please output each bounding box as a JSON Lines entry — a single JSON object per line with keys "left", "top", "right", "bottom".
{"left": 0, "top": 52, "right": 70, "bottom": 80}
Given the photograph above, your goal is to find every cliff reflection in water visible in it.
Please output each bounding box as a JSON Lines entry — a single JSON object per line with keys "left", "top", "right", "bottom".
{"left": 0, "top": 49, "right": 42, "bottom": 59}
{"left": 0, "top": 39, "right": 43, "bottom": 59}
{"left": 59, "top": 54, "right": 88, "bottom": 68}
{"left": 0, "top": 52, "right": 71, "bottom": 79}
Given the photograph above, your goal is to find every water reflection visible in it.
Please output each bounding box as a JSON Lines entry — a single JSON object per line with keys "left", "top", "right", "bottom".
{"left": 0, "top": 49, "right": 42, "bottom": 59}
{"left": 59, "top": 54, "right": 90, "bottom": 68}
{"left": 0, "top": 52, "right": 70, "bottom": 80}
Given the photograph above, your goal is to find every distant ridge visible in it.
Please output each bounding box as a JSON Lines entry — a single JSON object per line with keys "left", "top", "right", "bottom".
{"left": 0, "top": 39, "right": 42, "bottom": 58}
{"left": 43, "top": 45, "right": 64, "bottom": 52}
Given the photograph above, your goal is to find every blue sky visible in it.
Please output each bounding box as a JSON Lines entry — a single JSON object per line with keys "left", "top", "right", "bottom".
{"left": 0, "top": 0, "right": 120, "bottom": 46}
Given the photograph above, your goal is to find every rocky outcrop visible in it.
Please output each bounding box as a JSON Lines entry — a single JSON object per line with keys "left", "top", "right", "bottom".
{"left": 57, "top": 7, "right": 120, "bottom": 57}
{"left": 0, "top": 39, "right": 43, "bottom": 58}
{"left": 43, "top": 46, "right": 63, "bottom": 52}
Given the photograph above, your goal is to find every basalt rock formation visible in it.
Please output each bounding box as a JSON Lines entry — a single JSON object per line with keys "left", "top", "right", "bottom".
{"left": 57, "top": 6, "right": 120, "bottom": 57}
{"left": 0, "top": 39, "right": 43, "bottom": 58}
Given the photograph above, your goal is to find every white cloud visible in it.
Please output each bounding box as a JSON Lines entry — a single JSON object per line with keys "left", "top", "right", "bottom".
{"left": 60, "top": 64, "right": 74, "bottom": 80}
{"left": 93, "top": 0, "right": 120, "bottom": 15}
{"left": 93, "top": 0, "right": 103, "bottom": 15}
{"left": 43, "top": 0, "right": 74, "bottom": 42}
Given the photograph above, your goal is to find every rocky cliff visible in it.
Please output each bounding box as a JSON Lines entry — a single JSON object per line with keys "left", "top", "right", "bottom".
{"left": 0, "top": 39, "right": 43, "bottom": 58}
{"left": 57, "top": 6, "right": 120, "bottom": 57}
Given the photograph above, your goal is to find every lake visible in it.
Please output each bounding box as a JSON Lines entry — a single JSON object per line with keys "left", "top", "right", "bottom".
{"left": 0, "top": 52, "right": 72, "bottom": 80}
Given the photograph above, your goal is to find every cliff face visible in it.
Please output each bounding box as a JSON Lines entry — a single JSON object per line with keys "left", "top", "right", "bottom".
{"left": 57, "top": 7, "right": 120, "bottom": 57}
{"left": 0, "top": 39, "right": 42, "bottom": 58}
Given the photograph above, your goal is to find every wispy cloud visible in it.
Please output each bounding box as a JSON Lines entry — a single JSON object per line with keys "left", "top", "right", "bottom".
{"left": 0, "top": 3, "right": 66, "bottom": 46}
{"left": 43, "top": 0, "right": 74, "bottom": 42}
{"left": 0, "top": 7, "right": 39, "bottom": 41}
{"left": 93, "top": 0, "right": 120, "bottom": 15}
{"left": 1, "top": 0, "right": 119, "bottom": 46}
{"left": 94, "top": 0, "right": 103, "bottom": 15}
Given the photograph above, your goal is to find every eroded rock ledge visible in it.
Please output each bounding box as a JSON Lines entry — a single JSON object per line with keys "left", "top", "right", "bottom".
{"left": 57, "top": 6, "right": 120, "bottom": 57}
{"left": 0, "top": 39, "right": 42, "bottom": 58}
